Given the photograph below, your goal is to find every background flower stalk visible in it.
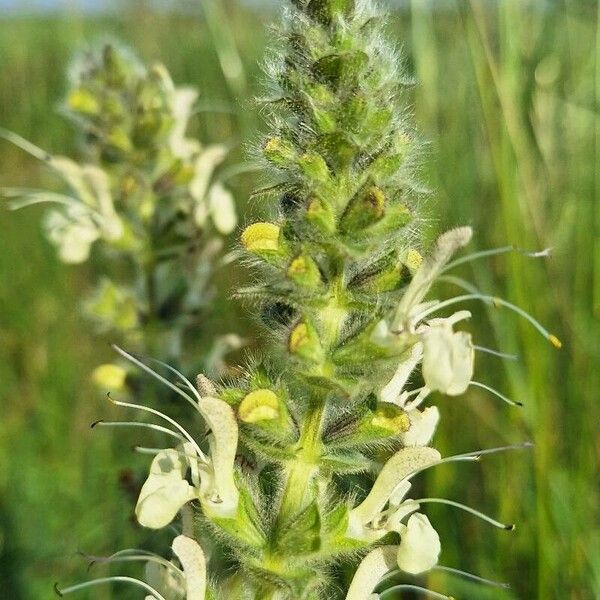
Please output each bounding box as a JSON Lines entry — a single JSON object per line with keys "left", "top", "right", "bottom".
{"left": 1, "top": 42, "right": 240, "bottom": 380}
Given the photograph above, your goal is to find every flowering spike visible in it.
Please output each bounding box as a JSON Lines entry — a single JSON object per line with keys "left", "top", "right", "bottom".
{"left": 48, "top": 2, "right": 553, "bottom": 597}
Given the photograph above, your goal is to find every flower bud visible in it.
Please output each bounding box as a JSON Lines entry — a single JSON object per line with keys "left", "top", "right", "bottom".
{"left": 404, "top": 248, "right": 423, "bottom": 273}
{"left": 66, "top": 88, "right": 100, "bottom": 116}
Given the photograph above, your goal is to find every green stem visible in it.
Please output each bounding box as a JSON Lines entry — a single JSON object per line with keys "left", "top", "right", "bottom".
{"left": 277, "top": 402, "right": 325, "bottom": 525}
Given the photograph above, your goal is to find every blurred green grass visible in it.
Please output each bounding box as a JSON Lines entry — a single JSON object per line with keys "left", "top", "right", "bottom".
{"left": 0, "top": 1, "right": 597, "bottom": 598}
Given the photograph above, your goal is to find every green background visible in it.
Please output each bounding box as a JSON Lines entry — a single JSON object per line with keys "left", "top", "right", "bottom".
{"left": 0, "top": 1, "right": 597, "bottom": 598}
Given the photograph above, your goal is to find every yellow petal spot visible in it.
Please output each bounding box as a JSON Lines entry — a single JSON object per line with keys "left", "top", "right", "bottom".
{"left": 405, "top": 249, "right": 423, "bottom": 273}
{"left": 289, "top": 322, "right": 309, "bottom": 354}
{"left": 241, "top": 222, "right": 280, "bottom": 252}
{"left": 67, "top": 89, "right": 100, "bottom": 115}
{"left": 288, "top": 255, "right": 309, "bottom": 276}
{"left": 239, "top": 389, "right": 280, "bottom": 424}
{"left": 264, "top": 137, "right": 283, "bottom": 154}
{"left": 372, "top": 412, "right": 410, "bottom": 434}
{"left": 307, "top": 198, "right": 323, "bottom": 215}
{"left": 549, "top": 334, "right": 562, "bottom": 349}
{"left": 372, "top": 404, "right": 410, "bottom": 434}
{"left": 92, "top": 364, "right": 127, "bottom": 390}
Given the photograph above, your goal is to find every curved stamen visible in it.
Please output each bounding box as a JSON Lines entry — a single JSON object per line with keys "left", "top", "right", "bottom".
{"left": 438, "top": 274, "right": 481, "bottom": 295}
{"left": 405, "top": 442, "right": 533, "bottom": 481}
{"left": 378, "top": 584, "right": 454, "bottom": 600}
{"left": 412, "top": 498, "right": 515, "bottom": 530}
{"left": 405, "top": 293, "right": 561, "bottom": 347}
{"left": 106, "top": 393, "right": 206, "bottom": 461}
{"left": 143, "top": 355, "right": 203, "bottom": 404}
{"left": 2, "top": 188, "right": 85, "bottom": 210}
{"left": 83, "top": 551, "right": 183, "bottom": 577}
{"left": 473, "top": 345, "right": 519, "bottom": 361}
{"left": 91, "top": 420, "right": 184, "bottom": 442}
{"left": 54, "top": 576, "right": 167, "bottom": 599}
{"left": 442, "top": 245, "right": 552, "bottom": 273}
{"left": 378, "top": 565, "right": 509, "bottom": 590}
{"left": 470, "top": 381, "right": 523, "bottom": 407}
{"left": 434, "top": 565, "right": 510, "bottom": 589}
{"left": 133, "top": 446, "right": 172, "bottom": 455}
{"left": 112, "top": 346, "right": 202, "bottom": 414}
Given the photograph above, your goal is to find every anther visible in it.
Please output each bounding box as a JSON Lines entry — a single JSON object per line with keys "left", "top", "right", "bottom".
{"left": 549, "top": 334, "right": 562, "bottom": 349}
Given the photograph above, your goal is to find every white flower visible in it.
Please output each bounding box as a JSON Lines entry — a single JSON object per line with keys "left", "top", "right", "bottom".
{"left": 135, "top": 447, "right": 197, "bottom": 529}
{"left": 347, "top": 446, "right": 441, "bottom": 541}
{"left": 422, "top": 311, "right": 474, "bottom": 396}
{"left": 392, "top": 227, "right": 473, "bottom": 333}
{"left": 49, "top": 159, "right": 123, "bottom": 241}
{"left": 396, "top": 512, "right": 441, "bottom": 575}
{"left": 190, "top": 145, "right": 237, "bottom": 234}
{"left": 378, "top": 344, "right": 440, "bottom": 446}
{"left": 39, "top": 159, "right": 125, "bottom": 263}
{"left": 169, "top": 87, "right": 201, "bottom": 160}
{"left": 191, "top": 145, "right": 228, "bottom": 212}
{"left": 207, "top": 181, "right": 237, "bottom": 234}
{"left": 400, "top": 406, "right": 440, "bottom": 447}
{"left": 45, "top": 206, "right": 100, "bottom": 264}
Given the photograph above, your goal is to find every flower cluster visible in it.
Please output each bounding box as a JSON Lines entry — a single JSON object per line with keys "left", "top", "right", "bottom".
{"left": 2, "top": 43, "right": 239, "bottom": 374}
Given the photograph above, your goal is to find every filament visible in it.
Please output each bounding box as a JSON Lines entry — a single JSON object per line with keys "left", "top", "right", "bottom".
{"left": 413, "top": 498, "right": 514, "bottom": 530}
{"left": 83, "top": 550, "right": 182, "bottom": 577}
{"left": 438, "top": 274, "right": 481, "bottom": 295}
{"left": 470, "top": 381, "right": 523, "bottom": 407}
{"left": 442, "top": 245, "right": 552, "bottom": 273}
{"left": 112, "top": 346, "right": 201, "bottom": 414}
{"left": 434, "top": 565, "right": 510, "bottom": 589}
{"left": 91, "top": 420, "right": 184, "bottom": 442}
{"left": 379, "top": 584, "right": 454, "bottom": 600}
{"left": 403, "top": 442, "right": 534, "bottom": 481}
{"left": 473, "top": 345, "right": 519, "bottom": 361}
{"left": 133, "top": 446, "right": 171, "bottom": 455}
{"left": 107, "top": 393, "right": 206, "bottom": 461}
{"left": 448, "top": 442, "right": 533, "bottom": 461}
{"left": 407, "top": 293, "right": 560, "bottom": 346}
{"left": 143, "top": 355, "right": 203, "bottom": 403}
{"left": 1, "top": 188, "right": 82, "bottom": 210}
{"left": 54, "top": 576, "right": 167, "bottom": 599}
